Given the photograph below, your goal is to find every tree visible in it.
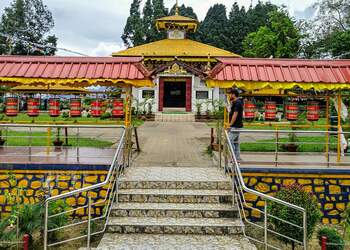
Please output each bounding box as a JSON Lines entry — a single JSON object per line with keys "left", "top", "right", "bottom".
{"left": 268, "top": 184, "right": 321, "bottom": 250}
{"left": 227, "top": 3, "right": 249, "bottom": 54}
{"left": 142, "top": 0, "right": 154, "bottom": 43}
{"left": 243, "top": 9, "right": 301, "bottom": 58}
{"left": 197, "top": 4, "right": 231, "bottom": 51}
{"left": 168, "top": 4, "right": 198, "bottom": 20}
{"left": 0, "top": 0, "right": 57, "bottom": 55}
{"left": 300, "top": 0, "right": 350, "bottom": 58}
{"left": 150, "top": 0, "right": 167, "bottom": 41}
{"left": 121, "top": 0, "right": 144, "bottom": 47}
{"left": 246, "top": 1, "right": 278, "bottom": 34}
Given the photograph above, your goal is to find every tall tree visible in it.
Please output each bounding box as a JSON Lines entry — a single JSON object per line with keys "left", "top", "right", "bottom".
{"left": 246, "top": 1, "right": 277, "bottom": 33}
{"left": 0, "top": 0, "right": 57, "bottom": 55}
{"left": 243, "top": 9, "right": 301, "bottom": 58}
{"left": 142, "top": 0, "right": 154, "bottom": 43}
{"left": 121, "top": 0, "right": 144, "bottom": 47}
{"left": 302, "top": 0, "right": 350, "bottom": 58}
{"left": 151, "top": 0, "right": 167, "bottom": 41}
{"left": 227, "top": 3, "right": 248, "bottom": 54}
{"left": 197, "top": 4, "right": 231, "bottom": 51}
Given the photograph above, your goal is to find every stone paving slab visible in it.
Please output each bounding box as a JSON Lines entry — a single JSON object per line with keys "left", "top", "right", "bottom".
{"left": 96, "top": 234, "right": 256, "bottom": 250}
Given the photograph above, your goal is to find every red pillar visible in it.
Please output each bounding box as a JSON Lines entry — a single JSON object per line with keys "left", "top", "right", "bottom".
{"left": 185, "top": 78, "right": 192, "bottom": 112}
{"left": 23, "top": 234, "right": 30, "bottom": 250}
{"left": 159, "top": 78, "right": 164, "bottom": 112}
{"left": 321, "top": 236, "right": 327, "bottom": 250}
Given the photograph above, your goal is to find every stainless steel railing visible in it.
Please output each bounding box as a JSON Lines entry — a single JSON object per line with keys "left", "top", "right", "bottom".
{"left": 236, "top": 129, "right": 350, "bottom": 167}
{"left": 223, "top": 130, "right": 307, "bottom": 249}
{"left": 41, "top": 125, "right": 127, "bottom": 249}
{"left": 0, "top": 124, "right": 122, "bottom": 163}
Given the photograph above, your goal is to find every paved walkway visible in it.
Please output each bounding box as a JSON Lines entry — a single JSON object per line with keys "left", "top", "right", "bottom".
{"left": 134, "top": 122, "right": 214, "bottom": 167}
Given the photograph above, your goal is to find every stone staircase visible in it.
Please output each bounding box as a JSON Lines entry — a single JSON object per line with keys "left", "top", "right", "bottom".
{"left": 155, "top": 112, "right": 195, "bottom": 122}
{"left": 94, "top": 167, "right": 256, "bottom": 249}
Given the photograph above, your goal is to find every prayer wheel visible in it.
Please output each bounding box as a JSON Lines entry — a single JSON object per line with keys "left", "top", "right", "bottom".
{"left": 244, "top": 100, "right": 256, "bottom": 120}
{"left": 285, "top": 102, "right": 298, "bottom": 121}
{"left": 5, "top": 97, "right": 18, "bottom": 117}
{"left": 264, "top": 101, "right": 276, "bottom": 121}
{"left": 27, "top": 98, "right": 40, "bottom": 117}
{"left": 49, "top": 98, "right": 60, "bottom": 117}
{"left": 91, "top": 99, "right": 103, "bottom": 117}
{"left": 112, "top": 99, "right": 124, "bottom": 118}
{"left": 307, "top": 101, "right": 319, "bottom": 121}
{"left": 70, "top": 98, "right": 81, "bottom": 117}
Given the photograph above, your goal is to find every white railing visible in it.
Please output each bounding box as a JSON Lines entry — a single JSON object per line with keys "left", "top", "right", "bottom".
{"left": 224, "top": 130, "right": 307, "bottom": 250}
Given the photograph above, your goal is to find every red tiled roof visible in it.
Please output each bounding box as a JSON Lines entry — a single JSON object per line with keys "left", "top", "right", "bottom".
{"left": 0, "top": 56, "right": 150, "bottom": 80}
{"left": 210, "top": 58, "right": 350, "bottom": 83}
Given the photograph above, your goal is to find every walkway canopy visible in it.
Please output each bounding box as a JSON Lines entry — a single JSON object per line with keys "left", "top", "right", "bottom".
{"left": 0, "top": 56, "right": 153, "bottom": 88}
{"left": 207, "top": 58, "right": 350, "bottom": 91}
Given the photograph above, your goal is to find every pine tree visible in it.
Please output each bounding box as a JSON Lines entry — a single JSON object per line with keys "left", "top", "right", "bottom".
{"left": 197, "top": 4, "right": 231, "bottom": 51}
{"left": 152, "top": 0, "right": 167, "bottom": 41}
{"left": 121, "top": 0, "right": 144, "bottom": 47}
{"left": 0, "top": 0, "right": 57, "bottom": 55}
{"left": 142, "top": 0, "right": 154, "bottom": 43}
{"left": 227, "top": 2, "right": 248, "bottom": 54}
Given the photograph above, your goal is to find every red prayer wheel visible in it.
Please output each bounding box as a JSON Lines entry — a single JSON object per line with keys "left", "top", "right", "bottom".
{"left": 91, "top": 100, "right": 103, "bottom": 117}
{"left": 285, "top": 102, "right": 298, "bottom": 121}
{"left": 70, "top": 98, "right": 81, "bottom": 117}
{"left": 27, "top": 98, "right": 40, "bottom": 117}
{"left": 307, "top": 101, "right": 320, "bottom": 122}
{"left": 264, "top": 101, "right": 276, "bottom": 121}
{"left": 244, "top": 100, "right": 256, "bottom": 120}
{"left": 49, "top": 98, "right": 60, "bottom": 117}
{"left": 5, "top": 97, "right": 18, "bottom": 117}
{"left": 112, "top": 99, "right": 124, "bottom": 118}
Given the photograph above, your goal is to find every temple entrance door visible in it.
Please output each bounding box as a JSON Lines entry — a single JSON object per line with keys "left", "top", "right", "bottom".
{"left": 164, "top": 82, "right": 186, "bottom": 108}
{"left": 159, "top": 78, "right": 192, "bottom": 112}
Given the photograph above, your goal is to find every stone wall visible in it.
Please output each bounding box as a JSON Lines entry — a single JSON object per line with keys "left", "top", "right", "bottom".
{"left": 0, "top": 164, "right": 109, "bottom": 218}
{"left": 242, "top": 168, "right": 350, "bottom": 224}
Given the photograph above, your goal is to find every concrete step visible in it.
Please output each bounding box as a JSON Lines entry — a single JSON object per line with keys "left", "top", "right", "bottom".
{"left": 106, "top": 217, "right": 243, "bottom": 235}
{"left": 119, "top": 180, "right": 232, "bottom": 190}
{"left": 117, "top": 189, "right": 233, "bottom": 204}
{"left": 96, "top": 233, "right": 257, "bottom": 250}
{"left": 111, "top": 202, "right": 237, "bottom": 218}
{"left": 155, "top": 113, "right": 195, "bottom": 122}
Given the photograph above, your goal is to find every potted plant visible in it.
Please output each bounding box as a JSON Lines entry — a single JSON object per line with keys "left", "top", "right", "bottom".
{"left": 0, "top": 129, "right": 5, "bottom": 146}
{"left": 195, "top": 101, "right": 203, "bottom": 120}
{"left": 205, "top": 99, "right": 212, "bottom": 119}
{"left": 53, "top": 128, "right": 64, "bottom": 148}
{"left": 280, "top": 132, "right": 299, "bottom": 152}
{"left": 146, "top": 98, "right": 155, "bottom": 120}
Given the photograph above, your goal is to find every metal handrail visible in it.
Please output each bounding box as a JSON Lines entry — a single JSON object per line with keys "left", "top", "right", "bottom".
{"left": 42, "top": 125, "right": 127, "bottom": 249}
{"left": 224, "top": 130, "right": 307, "bottom": 250}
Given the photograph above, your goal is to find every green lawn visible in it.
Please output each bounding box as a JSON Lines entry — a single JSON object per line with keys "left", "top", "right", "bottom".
{"left": 1, "top": 130, "right": 114, "bottom": 148}
{"left": 241, "top": 136, "right": 338, "bottom": 152}
{"left": 0, "top": 113, "right": 144, "bottom": 127}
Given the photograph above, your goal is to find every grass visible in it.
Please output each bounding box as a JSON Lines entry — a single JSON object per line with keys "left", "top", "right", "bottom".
{"left": 0, "top": 130, "right": 113, "bottom": 147}
{"left": 241, "top": 136, "right": 338, "bottom": 152}
{"left": 0, "top": 113, "right": 144, "bottom": 127}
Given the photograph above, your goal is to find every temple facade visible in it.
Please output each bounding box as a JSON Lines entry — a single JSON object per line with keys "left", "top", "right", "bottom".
{"left": 113, "top": 11, "right": 239, "bottom": 113}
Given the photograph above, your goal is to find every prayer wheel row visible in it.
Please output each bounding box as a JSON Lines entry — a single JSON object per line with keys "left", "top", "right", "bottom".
{"left": 243, "top": 100, "right": 320, "bottom": 122}
{"left": 4, "top": 97, "right": 124, "bottom": 118}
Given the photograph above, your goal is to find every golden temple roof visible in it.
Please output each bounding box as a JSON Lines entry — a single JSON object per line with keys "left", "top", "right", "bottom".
{"left": 113, "top": 39, "right": 239, "bottom": 58}
{"left": 156, "top": 15, "right": 198, "bottom": 32}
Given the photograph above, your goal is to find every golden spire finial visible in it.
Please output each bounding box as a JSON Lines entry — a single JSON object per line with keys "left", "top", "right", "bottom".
{"left": 175, "top": 0, "right": 179, "bottom": 15}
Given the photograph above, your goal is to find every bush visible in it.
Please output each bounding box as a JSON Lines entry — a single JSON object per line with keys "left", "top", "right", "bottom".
{"left": 318, "top": 227, "right": 344, "bottom": 250}
{"left": 268, "top": 184, "right": 321, "bottom": 249}
{"left": 100, "top": 112, "right": 112, "bottom": 120}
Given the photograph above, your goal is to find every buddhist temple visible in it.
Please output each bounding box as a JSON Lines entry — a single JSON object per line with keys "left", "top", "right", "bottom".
{"left": 113, "top": 7, "right": 239, "bottom": 112}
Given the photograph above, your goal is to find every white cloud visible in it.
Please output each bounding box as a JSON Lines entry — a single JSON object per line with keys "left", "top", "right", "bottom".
{"left": 0, "top": 0, "right": 317, "bottom": 56}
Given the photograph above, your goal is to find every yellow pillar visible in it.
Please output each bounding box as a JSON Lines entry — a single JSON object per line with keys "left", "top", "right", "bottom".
{"left": 124, "top": 85, "right": 132, "bottom": 128}
{"left": 325, "top": 96, "right": 330, "bottom": 159}
{"left": 46, "top": 127, "right": 51, "bottom": 155}
{"left": 337, "top": 94, "right": 342, "bottom": 163}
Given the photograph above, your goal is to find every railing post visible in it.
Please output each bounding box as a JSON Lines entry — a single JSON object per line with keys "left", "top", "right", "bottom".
{"left": 303, "top": 211, "right": 307, "bottom": 250}
{"left": 77, "top": 127, "right": 80, "bottom": 163}
{"left": 29, "top": 127, "right": 32, "bottom": 162}
{"left": 23, "top": 234, "right": 30, "bottom": 250}
{"left": 275, "top": 129, "right": 279, "bottom": 167}
{"left": 321, "top": 236, "right": 327, "bottom": 250}
{"left": 43, "top": 201, "right": 49, "bottom": 250}
{"left": 87, "top": 196, "right": 92, "bottom": 249}
{"left": 327, "top": 130, "right": 330, "bottom": 168}
{"left": 264, "top": 200, "right": 268, "bottom": 250}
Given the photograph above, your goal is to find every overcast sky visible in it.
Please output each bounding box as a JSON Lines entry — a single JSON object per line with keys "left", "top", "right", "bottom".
{"left": 0, "top": 0, "right": 317, "bottom": 56}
